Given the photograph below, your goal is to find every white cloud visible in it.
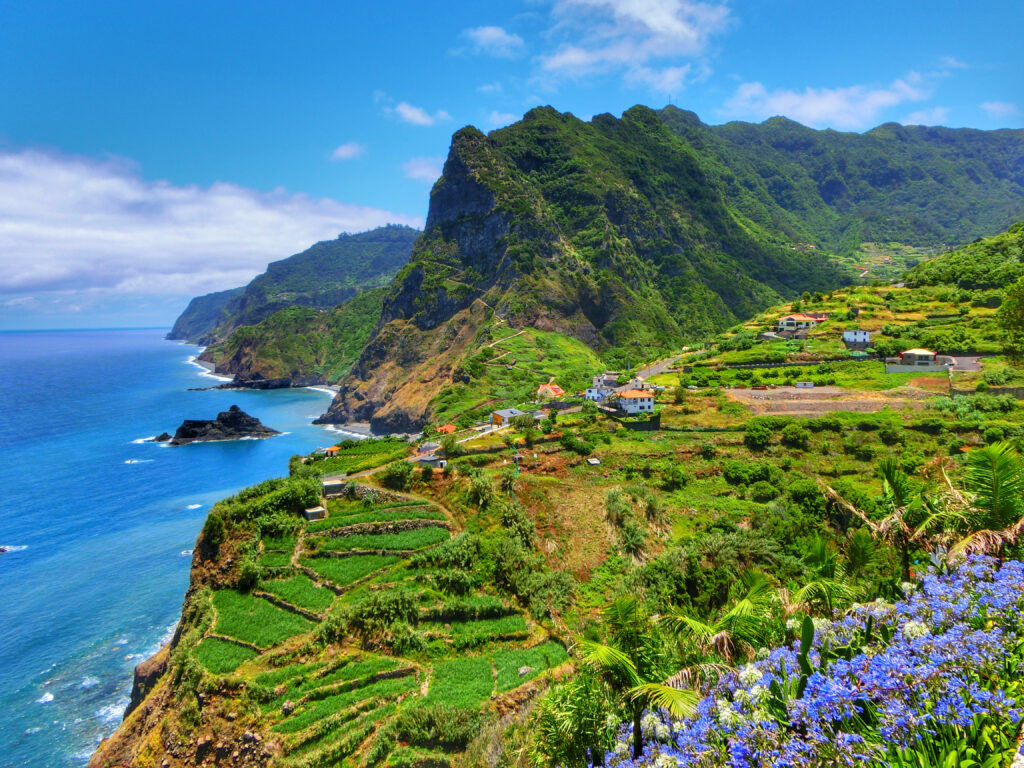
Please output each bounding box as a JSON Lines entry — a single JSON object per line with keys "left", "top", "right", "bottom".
{"left": 0, "top": 149, "right": 422, "bottom": 298}
{"left": 903, "top": 106, "right": 950, "bottom": 125}
{"left": 537, "top": 0, "right": 729, "bottom": 92}
{"left": 462, "top": 26, "right": 525, "bottom": 58}
{"left": 330, "top": 142, "right": 365, "bottom": 161}
{"left": 485, "top": 110, "right": 520, "bottom": 129}
{"left": 478, "top": 82, "right": 503, "bottom": 95}
{"left": 938, "top": 55, "right": 968, "bottom": 70}
{"left": 375, "top": 92, "right": 452, "bottom": 127}
{"left": 402, "top": 156, "right": 444, "bottom": 183}
{"left": 721, "top": 74, "right": 931, "bottom": 130}
{"left": 981, "top": 101, "right": 1020, "bottom": 119}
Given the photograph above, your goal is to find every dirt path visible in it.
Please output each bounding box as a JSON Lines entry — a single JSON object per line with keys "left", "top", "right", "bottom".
{"left": 727, "top": 385, "right": 930, "bottom": 416}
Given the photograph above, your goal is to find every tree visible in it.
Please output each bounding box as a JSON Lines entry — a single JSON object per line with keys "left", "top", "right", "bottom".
{"left": 440, "top": 434, "right": 463, "bottom": 457}
{"left": 662, "top": 569, "right": 774, "bottom": 667}
{"left": 582, "top": 597, "right": 693, "bottom": 758}
{"left": 793, "top": 535, "right": 857, "bottom": 616}
{"left": 921, "top": 442, "right": 1024, "bottom": 559}
{"left": 529, "top": 670, "right": 616, "bottom": 768}
{"left": 998, "top": 276, "right": 1024, "bottom": 357}
{"left": 744, "top": 420, "right": 774, "bottom": 451}
{"left": 380, "top": 460, "right": 413, "bottom": 491}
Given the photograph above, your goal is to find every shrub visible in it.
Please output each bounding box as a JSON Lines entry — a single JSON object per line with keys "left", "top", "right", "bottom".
{"left": 604, "top": 487, "right": 632, "bottom": 526}
{"left": 780, "top": 423, "right": 811, "bottom": 450}
{"left": 749, "top": 481, "right": 779, "bottom": 502}
{"left": 346, "top": 590, "right": 419, "bottom": 639}
{"left": 878, "top": 423, "right": 904, "bottom": 446}
{"left": 662, "top": 463, "right": 690, "bottom": 490}
{"left": 744, "top": 420, "right": 774, "bottom": 451}
{"left": 380, "top": 460, "right": 414, "bottom": 491}
{"left": 202, "top": 512, "right": 225, "bottom": 547}
{"left": 984, "top": 426, "right": 1005, "bottom": 444}
{"left": 618, "top": 521, "right": 646, "bottom": 557}
{"left": 788, "top": 478, "right": 825, "bottom": 515}
{"left": 421, "top": 465, "right": 433, "bottom": 482}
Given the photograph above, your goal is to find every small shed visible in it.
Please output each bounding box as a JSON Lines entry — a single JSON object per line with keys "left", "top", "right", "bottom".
{"left": 303, "top": 506, "right": 327, "bottom": 521}
{"left": 795, "top": 381, "right": 815, "bottom": 389}
{"left": 322, "top": 478, "right": 347, "bottom": 497}
{"left": 323, "top": 445, "right": 341, "bottom": 457}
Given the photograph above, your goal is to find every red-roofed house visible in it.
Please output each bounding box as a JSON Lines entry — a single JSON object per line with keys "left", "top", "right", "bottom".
{"left": 436, "top": 424, "right": 457, "bottom": 435}
{"left": 776, "top": 314, "right": 822, "bottom": 332}
{"left": 537, "top": 382, "right": 565, "bottom": 399}
{"left": 616, "top": 389, "right": 655, "bottom": 415}
{"left": 323, "top": 445, "right": 341, "bottom": 457}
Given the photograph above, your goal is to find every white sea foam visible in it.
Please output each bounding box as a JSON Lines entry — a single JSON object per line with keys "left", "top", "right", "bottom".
{"left": 80, "top": 676, "right": 99, "bottom": 689}
{"left": 130, "top": 436, "right": 155, "bottom": 444}
{"left": 181, "top": 549, "right": 194, "bottom": 557}
{"left": 185, "top": 503, "right": 202, "bottom": 509}
{"left": 24, "top": 727, "right": 41, "bottom": 735}
{"left": 0, "top": 544, "right": 28, "bottom": 553}
{"left": 124, "top": 459, "right": 154, "bottom": 465}
{"left": 184, "top": 353, "right": 233, "bottom": 381}
{"left": 324, "top": 424, "right": 369, "bottom": 440}
{"left": 37, "top": 692, "right": 54, "bottom": 704}
{"left": 97, "top": 698, "right": 129, "bottom": 724}
{"left": 307, "top": 387, "right": 337, "bottom": 397}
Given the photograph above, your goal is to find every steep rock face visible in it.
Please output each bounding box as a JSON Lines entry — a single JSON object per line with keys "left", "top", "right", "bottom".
{"left": 317, "top": 107, "right": 849, "bottom": 431}
{"left": 166, "top": 287, "right": 243, "bottom": 344}
{"left": 170, "top": 405, "right": 279, "bottom": 445}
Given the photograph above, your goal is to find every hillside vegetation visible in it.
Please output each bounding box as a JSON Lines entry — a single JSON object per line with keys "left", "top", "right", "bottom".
{"left": 320, "top": 106, "right": 1024, "bottom": 432}
{"left": 201, "top": 288, "right": 387, "bottom": 386}
{"left": 167, "top": 225, "right": 419, "bottom": 345}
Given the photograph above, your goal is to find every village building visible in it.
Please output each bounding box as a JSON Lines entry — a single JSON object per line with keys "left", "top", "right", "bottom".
{"left": 323, "top": 445, "right": 341, "bottom": 457}
{"left": 842, "top": 329, "right": 871, "bottom": 349}
{"left": 884, "top": 348, "right": 954, "bottom": 373}
{"left": 303, "top": 505, "right": 327, "bottom": 522}
{"left": 616, "top": 389, "right": 655, "bottom": 415}
{"left": 536, "top": 382, "right": 565, "bottom": 399}
{"left": 491, "top": 408, "right": 526, "bottom": 426}
{"left": 776, "top": 313, "right": 823, "bottom": 332}
{"left": 435, "top": 424, "right": 457, "bottom": 435}
{"left": 592, "top": 372, "right": 620, "bottom": 389}
{"left": 585, "top": 386, "right": 614, "bottom": 402}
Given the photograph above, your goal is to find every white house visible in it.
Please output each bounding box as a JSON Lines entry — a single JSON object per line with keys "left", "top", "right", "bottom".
{"left": 884, "top": 348, "right": 954, "bottom": 374}
{"left": 843, "top": 330, "right": 871, "bottom": 345}
{"left": 585, "top": 386, "right": 614, "bottom": 402}
{"left": 617, "top": 389, "right": 655, "bottom": 415}
{"left": 593, "top": 372, "right": 620, "bottom": 389}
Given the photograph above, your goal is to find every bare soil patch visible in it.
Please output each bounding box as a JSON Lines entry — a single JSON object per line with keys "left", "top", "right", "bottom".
{"left": 727, "top": 386, "right": 928, "bottom": 416}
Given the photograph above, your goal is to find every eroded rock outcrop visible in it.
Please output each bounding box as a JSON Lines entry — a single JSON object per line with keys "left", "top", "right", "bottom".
{"left": 169, "top": 405, "right": 279, "bottom": 445}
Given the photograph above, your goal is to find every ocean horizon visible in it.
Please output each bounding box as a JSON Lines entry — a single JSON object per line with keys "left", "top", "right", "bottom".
{"left": 0, "top": 328, "right": 356, "bottom": 767}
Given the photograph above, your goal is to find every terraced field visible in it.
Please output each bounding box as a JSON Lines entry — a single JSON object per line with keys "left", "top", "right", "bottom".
{"left": 186, "top": 491, "right": 568, "bottom": 768}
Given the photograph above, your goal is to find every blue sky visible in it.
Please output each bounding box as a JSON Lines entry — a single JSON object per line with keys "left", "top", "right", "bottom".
{"left": 1, "top": 0, "right": 1021, "bottom": 328}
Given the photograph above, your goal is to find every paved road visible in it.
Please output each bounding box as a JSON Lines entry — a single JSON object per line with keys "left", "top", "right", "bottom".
{"left": 949, "top": 356, "right": 984, "bottom": 372}
{"left": 635, "top": 355, "right": 681, "bottom": 380}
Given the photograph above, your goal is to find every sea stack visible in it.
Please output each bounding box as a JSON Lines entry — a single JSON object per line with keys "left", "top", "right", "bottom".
{"left": 169, "top": 405, "right": 279, "bottom": 446}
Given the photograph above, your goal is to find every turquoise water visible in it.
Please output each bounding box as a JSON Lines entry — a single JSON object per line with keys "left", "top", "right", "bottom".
{"left": 0, "top": 329, "right": 355, "bottom": 766}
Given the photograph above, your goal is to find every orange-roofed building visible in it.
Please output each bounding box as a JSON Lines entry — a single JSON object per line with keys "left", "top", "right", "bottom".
{"left": 776, "top": 313, "right": 822, "bottom": 331}
{"left": 324, "top": 445, "right": 341, "bottom": 457}
{"left": 436, "top": 424, "right": 457, "bottom": 434}
{"left": 616, "top": 389, "right": 655, "bottom": 415}
{"left": 537, "top": 382, "right": 565, "bottom": 399}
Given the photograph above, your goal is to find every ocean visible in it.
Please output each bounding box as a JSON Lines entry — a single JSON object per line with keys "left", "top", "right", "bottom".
{"left": 0, "top": 329, "right": 359, "bottom": 767}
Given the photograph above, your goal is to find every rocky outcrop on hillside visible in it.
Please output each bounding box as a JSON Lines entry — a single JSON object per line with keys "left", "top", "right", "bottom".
{"left": 169, "top": 405, "right": 279, "bottom": 445}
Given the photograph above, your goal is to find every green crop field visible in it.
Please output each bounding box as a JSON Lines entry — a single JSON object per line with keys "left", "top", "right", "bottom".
{"left": 315, "top": 527, "right": 450, "bottom": 552}
{"left": 302, "top": 554, "right": 401, "bottom": 587}
{"left": 307, "top": 508, "right": 447, "bottom": 532}
{"left": 425, "top": 658, "right": 494, "bottom": 708}
{"left": 195, "top": 637, "right": 257, "bottom": 674}
{"left": 262, "top": 574, "right": 335, "bottom": 613}
{"left": 259, "top": 551, "right": 293, "bottom": 568}
{"left": 272, "top": 674, "right": 418, "bottom": 734}
{"left": 492, "top": 642, "right": 568, "bottom": 691}
{"left": 211, "top": 590, "right": 314, "bottom": 648}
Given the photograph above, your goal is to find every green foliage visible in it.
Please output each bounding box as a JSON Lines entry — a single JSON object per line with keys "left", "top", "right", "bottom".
{"left": 211, "top": 591, "right": 314, "bottom": 648}
{"left": 302, "top": 554, "right": 400, "bottom": 587}
{"left": 261, "top": 575, "right": 335, "bottom": 613}
{"left": 492, "top": 642, "right": 569, "bottom": 691}
{"left": 202, "top": 511, "right": 225, "bottom": 547}
{"left": 195, "top": 637, "right": 256, "bottom": 674}
{"left": 907, "top": 221, "right": 1024, "bottom": 290}
{"left": 780, "top": 423, "right": 811, "bottom": 450}
{"left": 425, "top": 658, "right": 494, "bottom": 708}
{"left": 315, "top": 527, "right": 449, "bottom": 553}
{"left": 380, "top": 460, "right": 414, "bottom": 491}
{"left": 744, "top": 420, "right": 774, "bottom": 451}
{"left": 393, "top": 704, "right": 482, "bottom": 751}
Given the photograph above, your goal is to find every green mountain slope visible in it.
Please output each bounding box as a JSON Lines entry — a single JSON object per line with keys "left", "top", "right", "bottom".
{"left": 319, "top": 105, "right": 1024, "bottom": 432}
{"left": 660, "top": 107, "right": 1024, "bottom": 254}
{"left": 200, "top": 288, "right": 387, "bottom": 386}
{"left": 167, "top": 286, "right": 244, "bottom": 342}
{"left": 906, "top": 220, "right": 1024, "bottom": 289}
{"left": 167, "top": 224, "right": 419, "bottom": 344}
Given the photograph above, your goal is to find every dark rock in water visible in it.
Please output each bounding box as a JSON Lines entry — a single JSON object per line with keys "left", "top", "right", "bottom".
{"left": 154, "top": 432, "right": 172, "bottom": 442}
{"left": 169, "top": 405, "right": 279, "bottom": 446}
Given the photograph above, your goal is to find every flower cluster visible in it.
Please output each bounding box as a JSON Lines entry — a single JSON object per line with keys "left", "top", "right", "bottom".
{"left": 612, "top": 557, "right": 1024, "bottom": 768}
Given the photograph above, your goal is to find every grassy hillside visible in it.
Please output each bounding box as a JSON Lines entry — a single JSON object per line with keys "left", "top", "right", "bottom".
{"left": 202, "top": 288, "right": 387, "bottom": 385}
{"left": 169, "top": 225, "right": 419, "bottom": 344}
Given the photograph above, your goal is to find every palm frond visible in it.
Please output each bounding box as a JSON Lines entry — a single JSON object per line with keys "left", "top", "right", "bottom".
{"left": 580, "top": 640, "right": 641, "bottom": 685}
{"left": 630, "top": 683, "right": 698, "bottom": 718}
